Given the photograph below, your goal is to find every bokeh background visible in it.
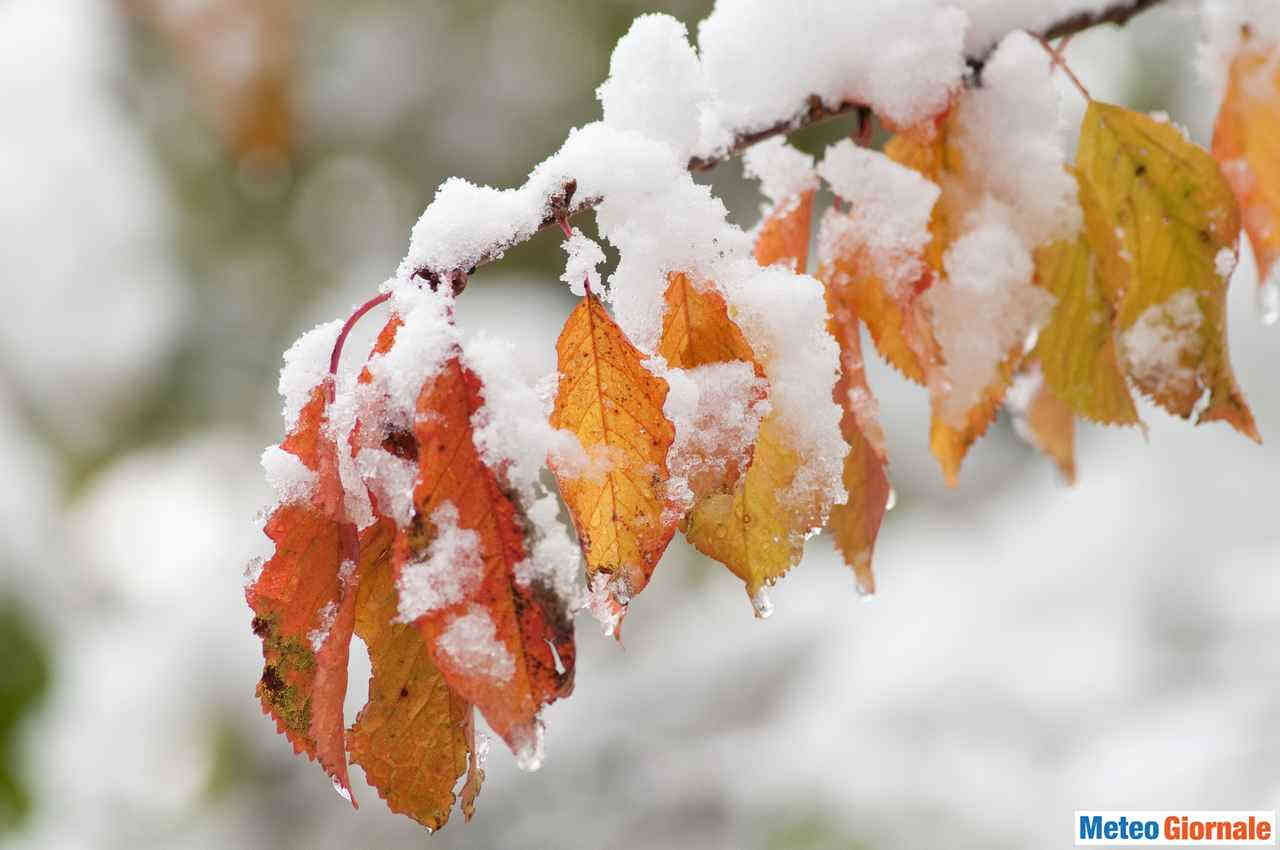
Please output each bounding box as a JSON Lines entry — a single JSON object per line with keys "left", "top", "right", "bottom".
{"left": 2, "top": 1, "right": 1278, "bottom": 848}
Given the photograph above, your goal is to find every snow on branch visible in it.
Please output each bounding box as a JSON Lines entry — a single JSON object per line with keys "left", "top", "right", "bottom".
{"left": 401, "top": 0, "right": 1166, "bottom": 291}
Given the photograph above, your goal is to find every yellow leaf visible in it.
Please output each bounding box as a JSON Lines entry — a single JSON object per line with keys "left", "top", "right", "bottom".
{"left": 683, "top": 412, "right": 808, "bottom": 600}
{"left": 1077, "top": 100, "right": 1259, "bottom": 441}
{"left": 825, "top": 289, "right": 890, "bottom": 595}
{"left": 682, "top": 193, "right": 822, "bottom": 605}
{"left": 550, "top": 294, "right": 678, "bottom": 607}
{"left": 1213, "top": 41, "right": 1280, "bottom": 292}
{"left": 819, "top": 247, "right": 936, "bottom": 385}
{"left": 1031, "top": 225, "right": 1140, "bottom": 426}
{"left": 348, "top": 518, "right": 478, "bottom": 831}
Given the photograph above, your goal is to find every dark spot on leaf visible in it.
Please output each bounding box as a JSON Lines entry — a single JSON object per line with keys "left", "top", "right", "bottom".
{"left": 261, "top": 666, "right": 285, "bottom": 693}
{"left": 251, "top": 616, "right": 271, "bottom": 637}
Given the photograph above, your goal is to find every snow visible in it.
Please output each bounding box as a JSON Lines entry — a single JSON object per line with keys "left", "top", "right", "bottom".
{"left": 1216, "top": 246, "right": 1238, "bottom": 279}
{"left": 463, "top": 332, "right": 586, "bottom": 613}
{"left": 597, "top": 14, "right": 720, "bottom": 161}
{"left": 395, "top": 502, "right": 485, "bottom": 622}
{"left": 354, "top": 447, "right": 417, "bottom": 528}
{"left": 716, "top": 261, "right": 848, "bottom": 512}
{"left": 928, "top": 202, "right": 1055, "bottom": 426}
{"left": 659, "top": 359, "right": 770, "bottom": 517}
{"left": 1119, "top": 289, "right": 1204, "bottom": 400}
{"left": 948, "top": 31, "right": 1080, "bottom": 249}
{"left": 817, "top": 140, "right": 939, "bottom": 292}
{"left": 307, "top": 601, "right": 338, "bottom": 652}
{"left": 742, "top": 137, "right": 816, "bottom": 211}
{"left": 359, "top": 283, "right": 459, "bottom": 432}
{"left": 436, "top": 605, "right": 516, "bottom": 683}
{"left": 278, "top": 319, "right": 342, "bottom": 431}
{"left": 260, "top": 444, "right": 317, "bottom": 505}
{"left": 559, "top": 227, "right": 605, "bottom": 296}
{"left": 696, "top": 0, "right": 966, "bottom": 150}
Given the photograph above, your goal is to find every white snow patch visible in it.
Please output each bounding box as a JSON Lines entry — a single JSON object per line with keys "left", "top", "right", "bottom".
{"left": 307, "top": 601, "right": 338, "bottom": 652}
{"left": 396, "top": 502, "right": 484, "bottom": 622}
{"left": 817, "top": 140, "right": 939, "bottom": 292}
{"left": 742, "top": 137, "right": 816, "bottom": 211}
{"left": 278, "top": 320, "right": 341, "bottom": 431}
{"left": 355, "top": 447, "right": 417, "bottom": 528}
{"left": 260, "top": 445, "right": 317, "bottom": 506}
{"left": 437, "top": 604, "right": 515, "bottom": 683}
{"left": 560, "top": 227, "right": 606, "bottom": 297}
{"left": 1120, "top": 289, "right": 1204, "bottom": 400}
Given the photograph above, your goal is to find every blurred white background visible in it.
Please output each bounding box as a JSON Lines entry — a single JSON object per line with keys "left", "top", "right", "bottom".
{"left": 1, "top": 1, "right": 1277, "bottom": 848}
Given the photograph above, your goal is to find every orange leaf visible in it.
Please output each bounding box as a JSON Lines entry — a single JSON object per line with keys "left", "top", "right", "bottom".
{"left": 929, "top": 346, "right": 1021, "bottom": 488}
{"left": 1008, "top": 362, "right": 1077, "bottom": 484}
{"left": 754, "top": 189, "right": 814, "bottom": 271}
{"left": 550, "top": 294, "right": 678, "bottom": 616}
{"left": 1213, "top": 40, "right": 1280, "bottom": 293}
{"left": 397, "top": 353, "right": 575, "bottom": 763}
{"left": 657, "top": 272, "right": 768, "bottom": 500}
{"left": 348, "top": 516, "right": 481, "bottom": 831}
{"left": 824, "top": 289, "right": 890, "bottom": 595}
{"left": 247, "top": 383, "right": 362, "bottom": 803}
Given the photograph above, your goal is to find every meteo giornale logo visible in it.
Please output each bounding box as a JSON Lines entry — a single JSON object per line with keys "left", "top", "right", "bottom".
{"left": 1075, "top": 811, "right": 1277, "bottom": 845}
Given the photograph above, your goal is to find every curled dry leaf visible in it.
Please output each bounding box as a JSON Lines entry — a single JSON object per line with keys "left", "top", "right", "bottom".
{"left": 550, "top": 294, "right": 678, "bottom": 616}
{"left": 1077, "top": 100, "right": 1258, "bottom": 442}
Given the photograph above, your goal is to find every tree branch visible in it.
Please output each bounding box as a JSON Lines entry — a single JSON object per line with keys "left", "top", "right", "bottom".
{"left": 412, "top": 0, "right": 1166, "bottom": 289}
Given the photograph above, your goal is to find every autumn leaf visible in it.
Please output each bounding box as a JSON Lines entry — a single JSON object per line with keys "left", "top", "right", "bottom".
{"left": 1077, "top": 100, "right": 1258, "bottom": 441}
{"left": 398, "top": 352, "right": 575, "bottom": 763}
{"left": 683, "top": 413, "right": 807, "bottom": 603}
{"left": 754, "top": 189, "right": 814, "bottom": 271}
{"left": 1031, "top": 226, "right": 1140, "bottom": 427}
{"left": 928, "top": 346, "right": 1021, "bottom": 488}
{"left": 1213, "top": 39, "right": 1280, "bottom": 296}
{"left": 657, "top": 272, "right": 769, "bottom": 501}
{"left": 1007, "top": 360, "right": 1077, "bottom": 483}
{"left": 247, "top": 383, "right": 362, "bottom": 803}
{"left": 683, "top": 193, "right": 824, "bottom": 607}
{"left": 348, "top": 516, "right": 481, "bottom": 831}
{"left": 824, "top": 287, "right": 890, "bottom": 595}
{"left": 550, "top": 294, "right": 678, "bottom": 613}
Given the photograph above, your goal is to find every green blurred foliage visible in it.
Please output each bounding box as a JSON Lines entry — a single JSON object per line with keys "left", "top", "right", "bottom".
{"left": 0, "top": 601, "right": 50, "bottom": 832}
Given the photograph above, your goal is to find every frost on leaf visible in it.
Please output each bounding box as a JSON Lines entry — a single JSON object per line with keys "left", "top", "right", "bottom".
{"left": 1030, "top": 227, "right": 1140, "bottom": 427}
{"left": 1212, "top": 34, "right": 1280, "bottom": 300}
{"left": 396, "top": 350, "right": 575, "bottom": 758}
{"left": 1077, "top": 100, "right": 1259, "bottom": 441}
{"left": 550, "top": 294, "right": 678, "bottom": 621}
